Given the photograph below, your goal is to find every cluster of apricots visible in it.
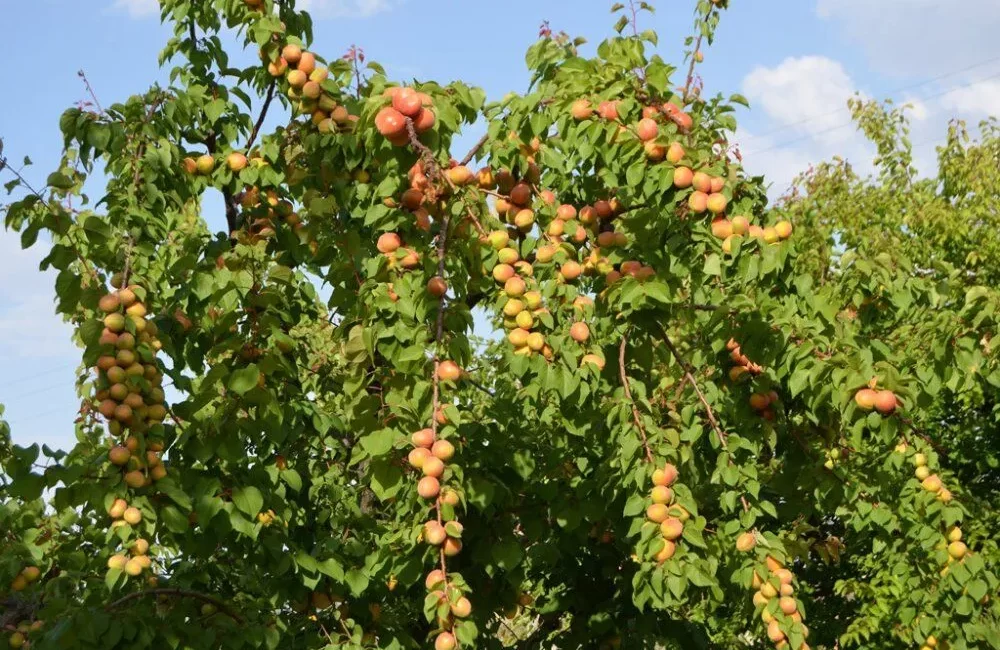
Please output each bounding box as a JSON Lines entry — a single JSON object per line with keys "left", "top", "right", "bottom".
{"left": 375, "top": 87, "right": 436, "bottom": 145}
{"left": 726, "top": 338, "right": 764, "bottom": 380}
{"left": 8, "top": 565, "right": 41, "bottom": 593}
{"left": 269, "top": 44, "right": 358, "bottom": 135}
{"left": 105, "top": 498, "right": 153, "bottom": 579}
{"left": 854, "top": 384, "right": 899, "bottom": 415}
{"left": 376, "top": 232, "right": 421, "bottom": 271}
{"left": 715, "top": 216, "right": 793, "bottom": 253}
{"left": 644, "top": 464, "right": 689, "bottom": 563}
{"left": 234, "top": 185, "right": 310, "bottom": 244}
{"left": 746, "top": 554, "right": 811, "bottom": 650}
{"left": 910, "top": 451, "right": 953, "bottom": 504}
{"left": 748, "top": 390, "right": 780, "bottom": 421}
{"left": 4, "top": 617, "right": 43, "bottom": 649}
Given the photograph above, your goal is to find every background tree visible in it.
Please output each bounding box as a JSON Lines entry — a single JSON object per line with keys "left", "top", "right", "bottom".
{"left": 2, "top": 1, "right": 998, "bottom": 649}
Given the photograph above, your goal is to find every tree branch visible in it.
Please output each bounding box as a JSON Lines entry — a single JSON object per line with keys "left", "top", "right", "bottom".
{"left": 105, "top": 589, "right": 244, "bottom": 623}
{"left": 619, "top": 332, "right": 654, "bottom": 464}
{"left": 659, "top": 326, "right": 729, "bottom": 450}
{"left": 458, "top": 133, "right": 488, "bottom": 167}
{"left": 246, "top": 79, "right": 276, "bottom": 151}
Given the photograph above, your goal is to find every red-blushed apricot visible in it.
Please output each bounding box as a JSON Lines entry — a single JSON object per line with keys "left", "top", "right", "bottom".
{"left": 539, "top": 189, "right": 556, "bottom": 204}
{"left": 655, "top": 539, "right": 677, "bottom": 562}
{"left": 431, "top": 439, "right": 455, "bottom": 461}
{"left": 779, "top": 596, "right": 797, "bottom": 615}
{"left": 108, "top": 498, "right": 128, "bottom": 518}
{"left": 854, "top": 388, "right": 877, "bottom": 410}
{"left": 689, "top": 191, "right": 709, "bottom": 213}
{"left": 775, "top": 220, "right": 793, "bottom": 239}
{"left": 392, "top": 87, "right": 422, "bottom": 117}
{"left": 570, "top": 322, "right": 590, "bottom": 342}
{"left": 435, "top": 632, "right": 457, "bottom": 650}
{"left": 427, "top": 276, "right": 448, "bottom": 298}
{"left": 581, "top": 353, "right": 606, "bottom": 370}
{"left": 296, "top": 51, "right": 316, "bottom": 75}
{"left": 711, "top": 217, "right": 733, "bottom": 239}
{"left": 597, "top": 100, "right": 620, "bottom": 120}
{"left": 637, "top": 117, "right": 659, "bottom": 141}
{"left": 437, "top": 361, "right": 462, "bottom": 382}
{"left": 281, "top": 44, "right": 302, "bottom": 64}
{"left": 593, "top": 200, "right": 613, "bottom": 219}
{"left": 556, "top": 204, "right": 577, "bottom": 221}
{"left": 673, "top": 166, "right": 693, "bottom": 188}
{"left": 109, "top": 446, "right": 130, "bottom": 466}
{"left": 451, "top": 596, "right": 472, "bottom": 618}
{"left": 417, "top": 476, "right": 440, "bottom": 499}
{"left": 653, "top": 463, "right": 679, "bottom": 486}
{"left": 492, "top": 263, "right": 516, "bottom": 283}
{"left": 412, "top": 428, "right": 435, "bottom": 448}
{"left": 922, "top": 474, "right": 943, "bottom": 492}
{"left": 749, "top": 393, "right": 770, "bottom": 411}
{"left": 646, "top": 503, "right": 670, "bottom": 523}
{"left": 443, "top": 536, "right": 463, "bottom": 557}
{"left": 692, "top": 172, "right": 712, "bottom": 193}
{"left": 510, "top": 182, "right": 532, "bottom": 206}
{"left": 660, "top": 517, "right": 684, "bottom": 540}
{"left": 424, "top": 521, "right": 447, "bottom": 545}
{"left": 374, "top": 107, "right": 406, "bottom": 136}
{"left": 408, "top": 447, "right": 431, "bottom": 469}
{"left": 504, "top": 276, "right": 527, "bottom": 297}
{"left": 376, "top": 232, "right": 400, "bottom": 254}
{"left": 560, "top": 260, "right": 583, "bottom": 281}
{"left": 707, "top": 193, "right": 727, "bottom": 214}
{"left": 514, "top": 209, "right": 535, "bottom": 231}
{"left": 874, "top": 390, "right": 897, "bottom": 414}
{"left": 644, "top": 141, "right": 666, "bottom": 161}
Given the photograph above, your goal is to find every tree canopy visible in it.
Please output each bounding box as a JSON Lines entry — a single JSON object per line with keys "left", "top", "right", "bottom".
{"left": 1, "top": 1, "right": 998, "bottom": 649}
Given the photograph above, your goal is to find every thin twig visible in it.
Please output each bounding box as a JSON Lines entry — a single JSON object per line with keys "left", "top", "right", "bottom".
{"left": 105, "top": 588, "right": 244, "bottom": 623}
{"left": 659, "top": 327, "right": 729, "bottom": 450}
{"left": 77, "top": 70, "right": 105, "bottom": 115}
{"left": 619, "top": 332, "right": 655, "bottom": 464}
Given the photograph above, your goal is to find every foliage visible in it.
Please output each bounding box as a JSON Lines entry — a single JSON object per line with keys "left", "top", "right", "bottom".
{"left": 1, "top": 0, "right": 999, "bottom": 649}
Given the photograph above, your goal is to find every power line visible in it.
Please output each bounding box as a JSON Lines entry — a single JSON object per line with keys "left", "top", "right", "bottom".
{"left": 743, "top": 70, "right": 1000, "bottom": 157}
{"left": 0, "top": 362, "right": 77, "bottom": 390}
{"left": 740, "top": 54, "right": 1000, "bottom": 143}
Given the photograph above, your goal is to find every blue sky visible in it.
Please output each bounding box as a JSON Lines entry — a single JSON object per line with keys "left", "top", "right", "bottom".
{"left": 2, "top": 0, "right": 1000, "bottom": 453}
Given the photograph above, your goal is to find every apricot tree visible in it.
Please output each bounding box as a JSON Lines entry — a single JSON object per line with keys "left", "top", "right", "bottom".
{"left": 2, "top": 1, "right": 999, "bottom": 649}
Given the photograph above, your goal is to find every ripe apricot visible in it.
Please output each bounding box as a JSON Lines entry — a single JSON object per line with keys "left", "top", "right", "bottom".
{"left": 636, "top": 118, "right": 658, "bottom": 141}
{"left": 417, "top": 476, "right": 440, "bottom": 499}
{"left": 392, "top": 88, "right": 422, "bottom": 117}
{"left": 374, "top": 107, "right": 406, "bottom": 137}
{"left": 571, "top": 99, "right": 593, "bottom": 119}
{"left": 437, "top": 361, "right": 462, "bottom": 382}
{"left": 673, "top": 167, "right": 693, "bottom": 188}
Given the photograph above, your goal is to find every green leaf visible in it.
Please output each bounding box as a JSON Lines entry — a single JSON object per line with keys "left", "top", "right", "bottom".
{"left": 228, "top": 365, "right": 260, "bottom": 395}
{"left": 232, "top": 485, "right": 263, "bottom": 517}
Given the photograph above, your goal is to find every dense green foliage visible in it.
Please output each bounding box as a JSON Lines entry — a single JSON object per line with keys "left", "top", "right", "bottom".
{"left": 2, "top": 1, "right": 998, "bottom": 649}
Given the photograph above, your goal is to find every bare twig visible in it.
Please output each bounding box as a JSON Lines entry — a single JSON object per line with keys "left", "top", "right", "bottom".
{"left": 105, "top": 589, "right": 244, "bottom": 623}
{"left": 77, "top": 70, "right": 105, "bottom": 115}
{"left": 619, "top": 332, "right": 655, "bottom": 464}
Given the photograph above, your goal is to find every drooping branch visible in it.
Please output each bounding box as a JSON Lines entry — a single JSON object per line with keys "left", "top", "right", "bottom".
{"left": 105, "top": 589, "right": 244, "bottom": 623}
{"left": 458, "top": 133, "right": 488, "bottom": 167}
{"left": 619, "top": 332, "right": 655, "bottom": 464}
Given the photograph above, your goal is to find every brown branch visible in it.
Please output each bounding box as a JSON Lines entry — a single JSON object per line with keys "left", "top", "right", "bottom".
{"left": 77, "top": 70, "right": 105, "bottom": 115}
{"left": 619, "top": 332, "right": 655, "bottom": 464}
{"left": 246, "top": 79, "right": 276, "bottom": 151}
{"left": 659, "top": 327, "right": 729, "bottom": 450}
{"left": 458, "top": 133, "right": 488, "bottom": 167}
{"left": 105, "top": 588, "right": 244, "bottom": 623}
{"left": 682, "top": 32, "right": 704, "bottom": 102}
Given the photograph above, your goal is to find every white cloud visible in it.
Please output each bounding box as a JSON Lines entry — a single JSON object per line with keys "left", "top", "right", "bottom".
{"left": 110, "top": 0, "right": 158, "bottom": 18}
{"left": 815, "top": 0, "right": 1000, "bottom": 77}
{"left": 736, "top": 56, "right": 875, "bottom": 196}
{"left": 939, "top": 79, "right": 1000, "bottom": 116}
{"left": 298, "top": 0, "right": 394, "bottom": 18}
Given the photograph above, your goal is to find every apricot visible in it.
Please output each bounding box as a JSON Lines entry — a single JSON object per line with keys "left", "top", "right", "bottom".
{"left": 874, "top": 390, "right": 897, "bottom": 414}
{"left": 296, "top": 52, "right": 316, "bottom": 75}
{"left": 921, "top": 475, "right": 943, "bottom": 492}
{"left": 706, "top": 193, "right": 727, "bottom": 214}
{"left": 123, "top": 506, "right": 142, "bottom": 525}
{"left": 730, "top": 215, "right": 749, "bottom": 235}
{"left": 581, "top": 354, "right": 605, "bottom": 370}
{"left": 688, "top": 191, "right": 708, "bottom": 213}
{"left": 504, "top": 277, "right": 527, "bottom": 297}
{"left": 510, "top": 183, "right": 532, "bottom": 206}
{"left": 443, "top": 537, "right": 462, "bottom": 557}
{"left": 425, "top": 569, "right": 446, "bottom": 590}
{"left": 281, "top": 44, "right": 302, "bottom": 64}
{"left": 377, "top": 232, "right": 401, "bottom": 254}
{"left": 417, "top": 476, "right": 440, "bottom": 499}
{"left": 571, "top": 99, "right": 593, "bottom": 119}
{"left": 431, "top": 440, "right": 455, "bottom": 461}
{"left": 775, "top": 220, "right": 793, "bottom": 239}
{"left": 412, "top": 428, "right": 435, "bottom": 448}
{"left": 413, "top": 108, "right": 436, "bottom": 132}
{"left": 692, "top": 172, "right": 712, "bottom": 193}
{"left": 651, "top": 486, "right": 673, "bottom": 504}
{"left": 667, "top": 142, "right": 685, "bottom": 163}
{"left": 736, "top": 531, "right": 757, "bottom": 552}
{"left": 647, "top": 504, "right": 670, "bottom": 523}
{"left": 408, "top": 447, "right": 431, "bottom": 469}
{"left": 108, "top": 554, "right": 128, "bottom": 570}
{"left": 435, "top": 632, "right": 457, "bottom": 650}
{"left": 711, "top": 218, "right": 733, "bottom": 239}
{"left": 597, "top": 100, "right": 620, "bottom": 120}
{"left": 655, "top": 540, "right": 677, "bottom": 562}
{"left": 948, "top": 540, "right": 967, "bottom": 560}
{"left": 652, "top": 464, "right": 678, "bottom": 486}
{"left": 109, "top": 446, "right": 131, "bottom": 466}
{"left": 392, "top": 88, "right": 422, "bottom": 117}
{"left": 437, "top": 361, "right": 462, "bottom": 382}
{"left": 451, "top": 596, "right": 472, "bottom": 618}
{"left": 660, "top": 517, "right": 683, "bottom": 540}
{"left": 854, "top": 388, "right": 877, "bottom": 410}
{"left": 560, "top": 260, "right": 583, "bottom": 281}
{"left": 570, "top": 322, "right": 590, "bottom": 342}
{"left": 374, "top": 107, "right": 406, "bottom": 137}
{"left": 427, "top": 276, "right": 448, "bottom": 298}
{"left": 636, "top": 118, "right": 659, "bottom": 141}
{"left": 424, "top": 521, "right": 447, "bottom": 545}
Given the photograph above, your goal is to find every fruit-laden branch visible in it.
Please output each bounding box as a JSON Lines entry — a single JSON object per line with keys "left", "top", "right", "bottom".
{"left": 659, "top": 327, "right": 729, "bottom": 450}
{"left": 105, "top": 589, "right": 244, "bottom": 623}
{"left": 246, "top": 79, "right": 276, "bottom": 151}
{"left": 619, "top": 332, "right": 655, "bottom": 464}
